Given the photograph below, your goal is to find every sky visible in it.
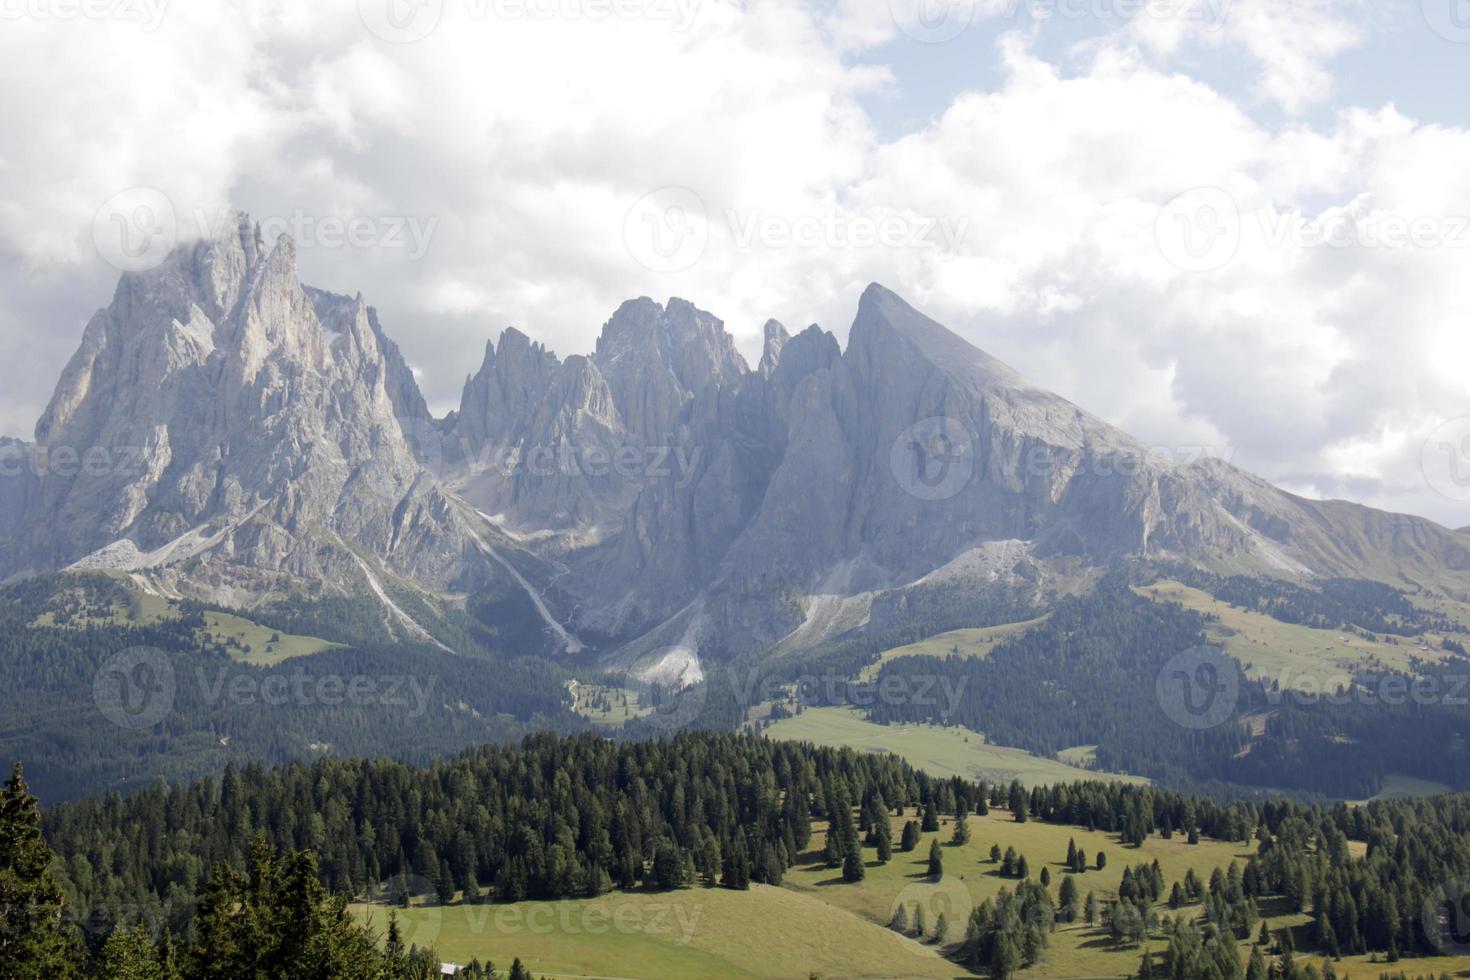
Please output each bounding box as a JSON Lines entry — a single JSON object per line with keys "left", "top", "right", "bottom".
{"left": 0, "top": 0, "right": 1467, "bottom": 527}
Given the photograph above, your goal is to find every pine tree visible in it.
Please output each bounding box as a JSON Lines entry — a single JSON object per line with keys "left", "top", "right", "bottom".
{"left": 952, "top": 811, "right": 970, "bottom": 846}
{"left": 842, "top": 839, "right": 866, "bottom": 883}
{"left": 1245, "top": 944, "right": 1268, "bottom": 980}
{"left": 890, "top": 903, "right": 910, "bottom": 933}
{"left": 1067, "top": 837, "right": 1077, "bottom": 868}
{"left": 1039, "top": 865, "right": 1051, "bottom": 888}
{"left": 98, "top": 925, "right": 178, "bottom": 980}
{"left": 1096, "top": 851, "right": 1107, "bottom": 871}
{"left": 386, "top": 910, "right": 405, "bottom": 959}
{"left": 875, "top": 820, "right": 893, "bottom": 864}
{"left": 1058, "top": 875, "right": 1080, "bottom": 922}
{"left": 509, "top": 958, "right": 534, "bottom": 980}
{"left": 0, "top": 763, "right": 81, "bottom": 977}
{"left": 928, "top": 839, "right": 944, "bottom": 879}
{"left": 900, "top": 820, "right": 920, "bottom": 852}
{"left": 1008, "top": 781, "right": 1028, "bottom": 823}
{"left": 922, "top": 801, "right": 940, "bottom": 832}
{"left": 934, "top": 911, "right": 949, "bottom": 944}
{"left": 992, "top": 931, "right": 1021, "bottom": 979}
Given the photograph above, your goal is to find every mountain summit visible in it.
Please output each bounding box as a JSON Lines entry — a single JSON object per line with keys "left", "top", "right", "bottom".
{"left": 2, "top": 216, "right": 1466, "bottom": 680}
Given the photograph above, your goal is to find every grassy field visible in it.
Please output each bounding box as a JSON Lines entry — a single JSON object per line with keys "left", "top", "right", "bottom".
{"left": 764, "top": 706, "right": 1147, "bottom": 788}
{"left": 31, "top": 574, "right": 340, "bottom": 665}
{"left": 352, "top": 882, "right": 959, "bottom": 979}
{"left": 570, "top": 683, "right": 655, "bottom": 727}
{"left": 856, "top": 617, "right": 1048, "bottom": 682}
{"left": 794, "top": 808, "right": 1261, "bottom": 979}
{"left": 356, "top": 807, "right": 1470, "bottom": 978}
{"left": 1137, "top": 580, "right": 1454, "bottom": 691}
{"left": 196, "top": 610, "right": 341, "bottom": 665}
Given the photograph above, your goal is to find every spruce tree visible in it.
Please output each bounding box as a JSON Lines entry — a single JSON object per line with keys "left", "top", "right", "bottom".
{"left": 842, "top": 839, "right": 866, "bottom": 883}
{"left": 1008, "top": 781, "right": 1028, "bottom": 823}
{"left": 1245, "top": 944, "right": 1268, "bottom": 980}
{"left": 1058, "top": 875, "right": 1079, "bottom": 922}
{"left": 927, "top": 838, "right": 944, "bottom": 879}
{"left": 890, "top": 904, "right": 910, "bottom": 933}
{"left": 0, "top": 763, "right": 80, "bottom": 977}
{"left": 98, "top": 925, "right": 179, "bottom": 980}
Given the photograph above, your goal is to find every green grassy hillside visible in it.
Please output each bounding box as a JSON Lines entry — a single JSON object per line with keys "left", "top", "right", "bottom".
{"left": 761, "top": 706, "right": 1148, "bottom": 788}
{"left": 359, "top": 805, "right": 1470, "bottom": 978}
{"left": 1137, "top": 580, "right": 1454, "bottom": 690}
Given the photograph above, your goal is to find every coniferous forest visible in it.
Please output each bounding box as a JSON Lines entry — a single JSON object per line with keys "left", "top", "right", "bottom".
{"left": 6, "top": 731, "right": 1470, "bottom": 978}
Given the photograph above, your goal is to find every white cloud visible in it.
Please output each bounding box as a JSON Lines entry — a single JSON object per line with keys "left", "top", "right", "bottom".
{"left": 0, "top": 0, "right": 1465, "bottom": 526}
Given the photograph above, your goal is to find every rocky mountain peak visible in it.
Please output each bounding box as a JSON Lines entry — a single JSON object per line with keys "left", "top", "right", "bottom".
{"left": 8, "top": 248, "right": 1469, "bottom": 675}
{"left": 758, "top": 319, "right": 790, "bottom": 377}
{"left": 848, "top": 282, "right": 1028, "bottom": 394}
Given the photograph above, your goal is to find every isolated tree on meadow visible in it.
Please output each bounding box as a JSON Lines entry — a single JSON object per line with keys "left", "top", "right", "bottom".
{"left": 928, "top": 838, "right": 944, "bottom": 879}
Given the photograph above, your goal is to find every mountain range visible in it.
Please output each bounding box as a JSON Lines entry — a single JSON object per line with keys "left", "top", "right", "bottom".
{"left": 2, "top": 212, "right": 1467, "bottom": 685}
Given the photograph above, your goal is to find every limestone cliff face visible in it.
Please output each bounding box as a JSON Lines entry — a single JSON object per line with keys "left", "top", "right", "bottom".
{"left": 2, "top": 214, "right": 488, "bottom": 619}
{"left": 6, "top": 223, "right": 1467, "bottom": 668}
